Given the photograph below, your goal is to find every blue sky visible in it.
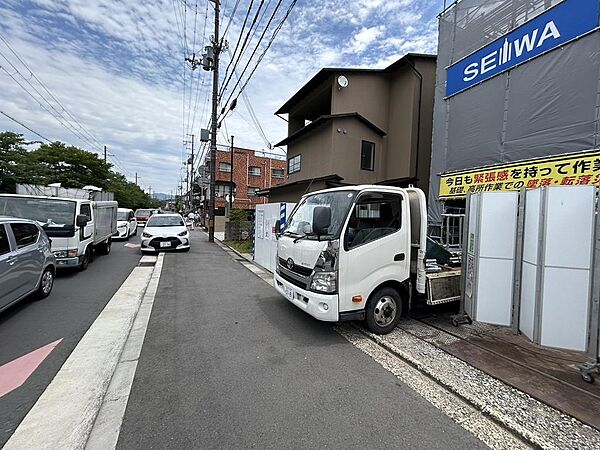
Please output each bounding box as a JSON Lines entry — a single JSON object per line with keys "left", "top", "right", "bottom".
{"left": 0, "top": 0, "right": 443, "bottom": 193}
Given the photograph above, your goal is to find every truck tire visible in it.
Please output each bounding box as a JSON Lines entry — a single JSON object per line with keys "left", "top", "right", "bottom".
{"left": 365, "top": 287, "right": 402, "bottom": 335}
{"left": 97, "top": 238, "right": 112, "bottom": 255}
{"left": 79, "top": 247, "right": 92, "bottom": 271}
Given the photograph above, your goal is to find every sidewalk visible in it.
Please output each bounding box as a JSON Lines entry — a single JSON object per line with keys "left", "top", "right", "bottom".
{"left": 116, "top": 234, "right": 488, "bottom": 449}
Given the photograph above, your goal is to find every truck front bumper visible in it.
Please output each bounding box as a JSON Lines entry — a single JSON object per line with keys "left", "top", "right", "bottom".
{"left": 274, "top": 272, "right": 339, "bottom": 322}
{"left": 56, "top": 257, "right": 80, "bottom": 267}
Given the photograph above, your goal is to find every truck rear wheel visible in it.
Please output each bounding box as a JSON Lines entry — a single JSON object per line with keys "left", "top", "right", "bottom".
{"left": 365, "top": 287, "right": 402, "bottom": 335}
{"left": 97, "top": 238, "right": 112, "bottom": 255}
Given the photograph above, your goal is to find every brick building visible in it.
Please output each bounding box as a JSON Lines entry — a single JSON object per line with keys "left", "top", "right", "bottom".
{"left": 199, "top": 146, "right": 287, "bottom": 216}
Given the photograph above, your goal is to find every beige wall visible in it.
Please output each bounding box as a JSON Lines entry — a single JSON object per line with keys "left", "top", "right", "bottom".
{"left": 414, "top": 58, "right": 436, "bottom": 198}
{"left": 330, "top": 116, "right": 385, "bottom": 184}
{"left": 331, "top": 73, "right": 390, "bottom": 132}
{"left": 286, "top": 122, "right": 334, "bottom": 183}
{"left": 267, "top": 180, "right": 330, "bottom": 204}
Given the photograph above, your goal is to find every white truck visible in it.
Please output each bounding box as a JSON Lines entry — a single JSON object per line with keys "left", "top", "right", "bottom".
{"left": 274, "top": 185, "right": 458, "bottom": 334}
{"left": 0, "top": 185, "right": 117, "bottom": 271}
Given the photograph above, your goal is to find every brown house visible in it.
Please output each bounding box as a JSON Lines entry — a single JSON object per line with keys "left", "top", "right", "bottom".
{"left": 264, "top": 53, "right": 437, "bottom": 203}
{"left": 200, "top": 146, "right": 287, "bottom": 215}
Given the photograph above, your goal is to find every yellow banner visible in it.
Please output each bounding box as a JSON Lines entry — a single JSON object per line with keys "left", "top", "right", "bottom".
{"left": 439, "top": 150, "right": 600, "bottom": 199}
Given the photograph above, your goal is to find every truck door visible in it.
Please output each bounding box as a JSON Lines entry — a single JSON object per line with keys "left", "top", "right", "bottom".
{"left": 80, "top": 203, "right": 94, "bottom": 241}
{"left": 338, "top": 191, "right": 410, "bottom": 313}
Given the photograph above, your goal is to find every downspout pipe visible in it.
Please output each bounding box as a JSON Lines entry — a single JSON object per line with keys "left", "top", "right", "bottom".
{"left": 405, "top": 57, "right": 423, "bottom": 186}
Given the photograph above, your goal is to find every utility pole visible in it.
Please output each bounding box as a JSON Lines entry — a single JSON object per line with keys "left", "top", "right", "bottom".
{"left": 185, "top": 134, "right": 195, "bottom": 213}
{"left": 104, "top": 145, "right": 107, "bottom": 163}
{"left": 208, "top": 0, "right": 220, "bottom": 243}
{"left": 229, "top": 135, "right": 234, "bottom": 212}
{"left": 135, "top": 172, "right": 138, "bottom": 185}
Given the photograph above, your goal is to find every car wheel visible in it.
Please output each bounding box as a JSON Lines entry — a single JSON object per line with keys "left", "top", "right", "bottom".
{"left": 125, "top": 228, "right": 131, "bottom": 241}
{"left": 133, "top": 226, "right": 137, "bottom": 236}
{"left": 35, "top": 267, "right": 55, "bottom": 299}
{"left": 79, "top": 247, "right": 91, "bottom": 271}
{"left": 365, "top": 287, "right": 402, "bottom": 335}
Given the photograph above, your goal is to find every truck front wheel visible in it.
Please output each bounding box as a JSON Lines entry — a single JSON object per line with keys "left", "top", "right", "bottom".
{"left": 365, "top": 287, "right": 402, "bottom": 335}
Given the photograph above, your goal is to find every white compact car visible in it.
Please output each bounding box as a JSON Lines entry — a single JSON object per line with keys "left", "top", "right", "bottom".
{"left": 141, "top": 214, "right": 190, "bottom": 253}
{"left": 115, "top": 208, "right": 137, "bottom": 240}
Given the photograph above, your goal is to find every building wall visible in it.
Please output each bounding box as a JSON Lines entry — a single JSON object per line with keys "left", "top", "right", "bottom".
{"left": 286, "top": 122, "right": 334, "bottom": 183}
{"left": 330, "top": 116, "right": 385, "bottom": 184}
{"left": 331, "top": 72, "right": 390, "bottom": 132}
{"left": 267, "top": 179, "right": 331, "bottom": 204}
{"left": 213, "top": 147, "right": 286, "bottom": 211}
{"left": 428, "top": 0, "right": 600, "bottom": 222}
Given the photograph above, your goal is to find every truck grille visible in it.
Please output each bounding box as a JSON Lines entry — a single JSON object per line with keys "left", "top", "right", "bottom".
{"left": 278, "top": 257, "right": 313, "bottom": 276}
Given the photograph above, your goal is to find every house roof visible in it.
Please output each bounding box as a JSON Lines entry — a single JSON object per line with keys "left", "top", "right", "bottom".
{"left": 275, "top": 53, "right": 436, "bottom": 114}
{"left": 256, "top": 174, "right": 345, "bottom": 197}
{"left": 274, "top": 113, "right": 386, "bottom": 147}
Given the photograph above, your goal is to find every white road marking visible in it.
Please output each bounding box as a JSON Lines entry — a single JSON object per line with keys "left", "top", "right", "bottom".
{"left": 86, "top": 254, "right": 164, "bottom": 450}
{"left": 4, "top": 256, "right": 163, "bottom": 450}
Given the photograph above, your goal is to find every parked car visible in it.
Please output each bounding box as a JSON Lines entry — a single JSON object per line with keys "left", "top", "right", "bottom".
{"left": 141, "top": 214, "right": 190, "bottom": 253}
{"left": 134, "top": 209, "right": 153, "bottom": 227}
{"left": 115, "top": 208, "right": 137, "bottom": 240}
{"left": 0, "top": 217, "right": 56, "bottom": 313}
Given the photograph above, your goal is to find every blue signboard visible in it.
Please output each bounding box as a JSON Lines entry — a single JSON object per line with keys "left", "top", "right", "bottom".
{"left": 446, "top": 0, "right": 600, "bottom": 97}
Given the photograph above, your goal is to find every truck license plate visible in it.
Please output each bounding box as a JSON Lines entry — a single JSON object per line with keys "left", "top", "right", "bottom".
{"left": 283, "top": 285, "right": 294, "bottom": 300}
{"left": 160, "top": 241, "right": 171, "bottom": 248}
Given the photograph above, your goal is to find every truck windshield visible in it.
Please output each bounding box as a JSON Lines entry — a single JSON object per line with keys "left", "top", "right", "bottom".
{"left": 0, "top": 196, "right": 76, "bottom": 236}
{"left": 283, "top": 190, "right": 356, "bottom": 239}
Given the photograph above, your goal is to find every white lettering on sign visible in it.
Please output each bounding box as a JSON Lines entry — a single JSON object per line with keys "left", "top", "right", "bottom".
{"left": 462, "top": 20, "right": 561, "bottom": 82}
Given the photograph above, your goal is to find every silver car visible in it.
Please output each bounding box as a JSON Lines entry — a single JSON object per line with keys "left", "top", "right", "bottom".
{"left": 0, "top": 216, "right": 56, "bottom": 313}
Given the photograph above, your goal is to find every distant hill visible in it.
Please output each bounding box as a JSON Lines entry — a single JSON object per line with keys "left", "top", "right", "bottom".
{"left": 152, "top": 192, "right": 172, "bottom": 200}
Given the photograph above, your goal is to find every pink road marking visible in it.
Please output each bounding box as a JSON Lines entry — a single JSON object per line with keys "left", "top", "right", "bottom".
{"left": 124, "top": 243, "right": 141, "bottom": 248}
{"left": 0, "top": 338, "right": 62, "bottom": 398}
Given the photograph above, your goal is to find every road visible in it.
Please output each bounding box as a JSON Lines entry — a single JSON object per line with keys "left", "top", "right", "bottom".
{"left": 117, "top": 234, "right": 487, "bottom": 449}
{"left": 0, "top": 235, "right": 142, "bottom": 447}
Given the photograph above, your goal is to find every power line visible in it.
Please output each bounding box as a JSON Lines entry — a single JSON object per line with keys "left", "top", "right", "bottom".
{"left": 0, "top": 110, "right": 52, "bottom": 142}
{"left": 220, "top": 0, "right": 242, "bottom": 44}
{"left": 220, "top": 0, "right": 296, "bottom": 120}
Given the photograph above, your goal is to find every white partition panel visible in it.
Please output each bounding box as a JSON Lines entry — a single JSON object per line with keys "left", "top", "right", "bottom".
{"left": 254, "top": 203, "right": 295, "bottom": 273}
{"left": 519, "top": 189, "right": 541, "bottom": 341}
{"left": 539, "top": 186, "right": 595, "bottom": 351}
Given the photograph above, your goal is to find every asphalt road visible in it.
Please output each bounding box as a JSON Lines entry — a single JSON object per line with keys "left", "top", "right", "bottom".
{"left": 118, "top": 234, "right": 487, "bottom": 449}
{"left": 0, "top": 234, "right": 142, "bottom": 447}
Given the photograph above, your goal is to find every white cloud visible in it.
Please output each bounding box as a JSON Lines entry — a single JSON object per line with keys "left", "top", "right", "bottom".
{"left": 0, "top": 0, "right": 442, "bottom": 193}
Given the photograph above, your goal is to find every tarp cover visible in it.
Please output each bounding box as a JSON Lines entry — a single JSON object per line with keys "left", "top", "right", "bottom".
{"left": 429, "top": 0, "right": 600, "bottom": 222}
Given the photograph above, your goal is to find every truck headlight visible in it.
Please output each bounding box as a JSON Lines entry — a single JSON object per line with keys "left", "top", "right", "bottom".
{"left": 310, "top": 271, "right": 337, "bottom": 293}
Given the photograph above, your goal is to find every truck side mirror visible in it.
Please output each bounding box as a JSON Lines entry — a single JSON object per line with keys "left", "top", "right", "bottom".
{"left": 76, "top": 214, "right": 89, "bottom": 227}
{"left": 274, "top": 219, "right": 281, "bottom": 238}
{"left": 313, "top": 206, "right": 331, "bottom": 237}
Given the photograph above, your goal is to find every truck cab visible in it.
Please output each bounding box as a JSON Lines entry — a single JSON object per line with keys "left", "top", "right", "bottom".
{"left": 274, "top": 185, "right": 427, "bottom": 334}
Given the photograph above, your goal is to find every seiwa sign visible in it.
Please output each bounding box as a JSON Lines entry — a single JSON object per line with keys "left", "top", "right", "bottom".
{"left": 446, "top": 0, "right": 600, "bottom": 97}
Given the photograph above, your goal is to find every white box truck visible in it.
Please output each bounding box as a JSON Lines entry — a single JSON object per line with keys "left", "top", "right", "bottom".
{"left": 274, "top": 185, "right": 457, "bottom": 334}
{"left": 0, "top": 186, "right": 117, "bottom": 271}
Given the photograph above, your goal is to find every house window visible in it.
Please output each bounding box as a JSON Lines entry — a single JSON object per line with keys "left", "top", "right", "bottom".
{"left": 288, "top": 154, "right": 301, "bottom": 174}
{"left": 219, "top": 162, "right": 231, "bottom": 172}
{"left": 361, "top": 141, "right": 375, "bottom": 171}
{"left": 215, "top": 183, "right": 233, "bottom": 197}
{"left": 248, "top": 166, "right": 261, "bottom": 176}
{"left": 272, "top": 168, "right": 285, "bottom": 179}
{"left": 248, "top": 186, "right": 260, "bottom": 196}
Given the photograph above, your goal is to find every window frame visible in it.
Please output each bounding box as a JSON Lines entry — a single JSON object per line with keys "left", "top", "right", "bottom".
{"left": 288, "top": 154, "right": 301, "bottom": 174}
{"left": 219, "top": 162, "right": 232, "bottom": 173}
{"left": 360, "top": 140, "right": 375, "bottom": 171}
{"left": 343, "top": 192, "right": 403, "bottom": 251}
{"left": 80, "top": 204, "right": 92, "bottom": 221}
{"left": 0, "top": 224, "right": 11, "bottom": 256}
{"left": 248, "top": 166, "right": 261, "bottom": 177}
{"left": 271, "top": 168, "right": 285, "bottom": 179}
{"left": 10, "top": 222, "right": 40, "bottom": 249}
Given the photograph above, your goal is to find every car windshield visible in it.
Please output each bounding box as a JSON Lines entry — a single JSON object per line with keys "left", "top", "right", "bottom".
{"left": 117, "top": 211, "right": 128, "bottom": 221}
{"left": 136, "top": 209, "right": 152, "bottom": 217}
{"left": 0, "top": 196, "right": 76, "bottom": 236}
{"left": 283, "top": 190, "right": 356, "bottom": 239}
{"left": 146, "top": 216, "right": 184, "bottom": 227}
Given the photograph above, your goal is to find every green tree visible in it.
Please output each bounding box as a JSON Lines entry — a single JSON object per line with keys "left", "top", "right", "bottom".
{"left": 0, "top": 132, "right": 31, "bottom": 192}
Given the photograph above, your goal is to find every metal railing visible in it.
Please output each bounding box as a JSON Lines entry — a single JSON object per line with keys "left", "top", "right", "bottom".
{"left": 429, "top": 212, "right": 465, "bottom": 250}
